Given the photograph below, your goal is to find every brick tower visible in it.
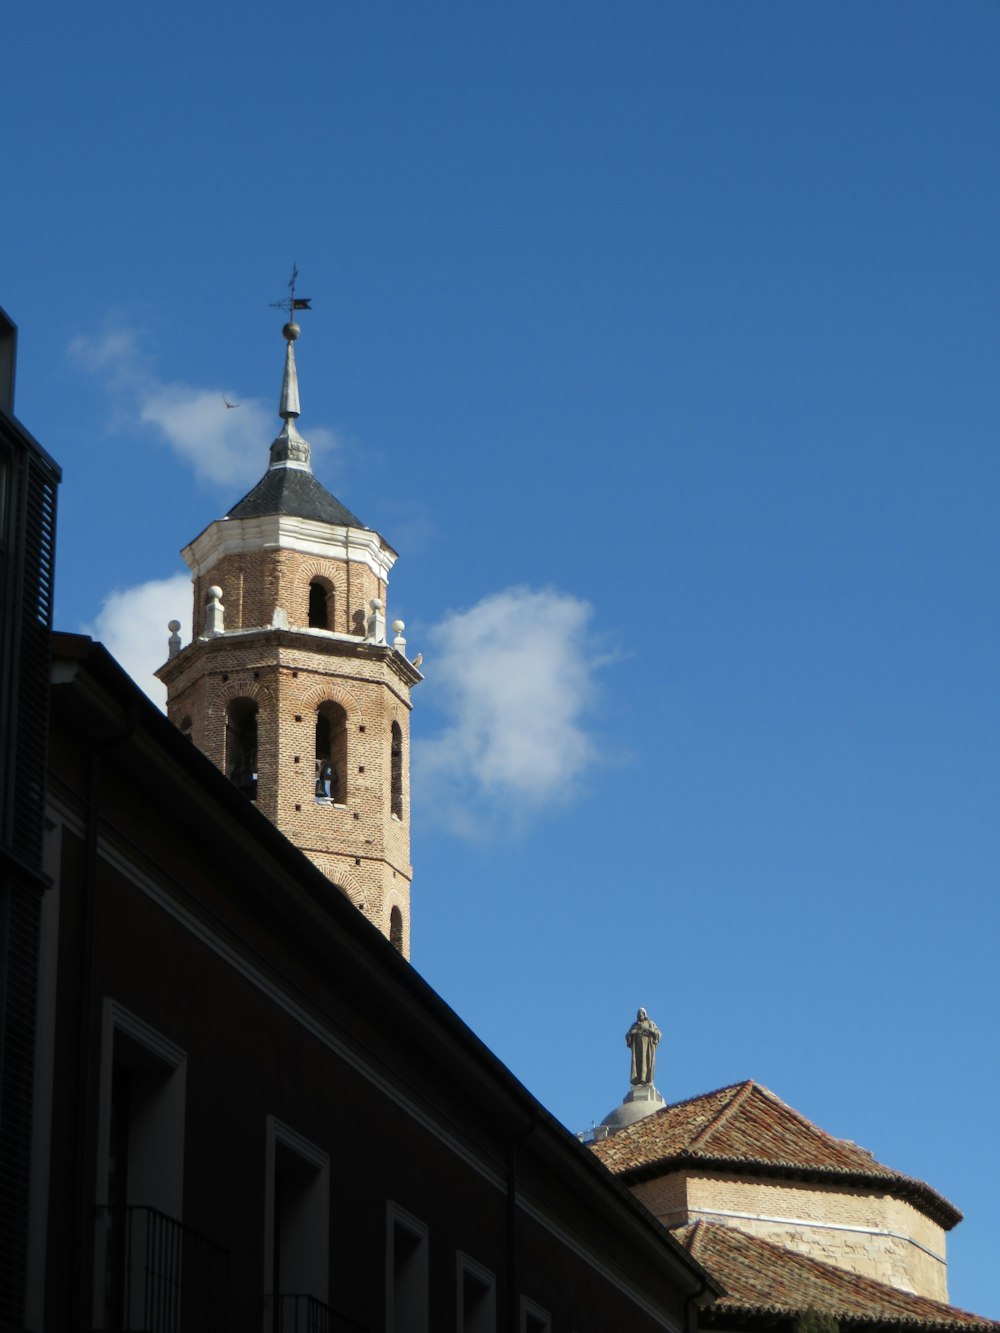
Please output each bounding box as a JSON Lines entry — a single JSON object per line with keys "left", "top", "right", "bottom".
{"left": 157, "top": 314, "right": 421, "bottom": 955}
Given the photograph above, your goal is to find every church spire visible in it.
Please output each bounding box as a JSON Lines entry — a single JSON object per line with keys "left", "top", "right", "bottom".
{"left": 269, "top": 265, "right": 314, "bottom": 473}
{"left": 279, "top": 328, "right": 301, "bottom": 421}
{"left": 269, "top": 319, "right": 311, "bottom": 472}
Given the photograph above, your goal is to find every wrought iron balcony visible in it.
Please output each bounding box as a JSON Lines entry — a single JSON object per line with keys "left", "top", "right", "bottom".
{"left": 268, "top": 1293, "right": 368, "bottom": 1333}
{"left": 94, "top": 1205, "right": 229, "bottom": 1332}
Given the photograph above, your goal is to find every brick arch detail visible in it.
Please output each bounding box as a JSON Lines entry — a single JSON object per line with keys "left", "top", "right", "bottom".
{"left": 309, "top": 856, "right": 368, "bottom": 913}
{"left": 295, "top": 559, "right": 348, "bottom": 629}
{"left": 382, "top": 887, "right": 409, "bottom": 945}
{"left": 206, "top": 677, "right": 276, "bottom": 721}
{"left": 296, "top": 679, "right": 364, "bottom": 721}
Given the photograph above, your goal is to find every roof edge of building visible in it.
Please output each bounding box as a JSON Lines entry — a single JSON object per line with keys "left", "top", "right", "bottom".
{"left": 48, "top": 629, "right": 719, "bottom": 1305}
{"left": 614, "top": 1152, "right": 962, "bottom": 1230}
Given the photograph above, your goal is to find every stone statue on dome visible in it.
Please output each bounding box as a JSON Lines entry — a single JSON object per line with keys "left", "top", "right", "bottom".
{"left": 626, "top": 1008, "right": 661, "bottom": 1086}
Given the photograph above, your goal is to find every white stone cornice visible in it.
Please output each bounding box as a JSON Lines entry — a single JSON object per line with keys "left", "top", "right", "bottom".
{"left": 182, "top": 513, "right": 397, "bottom": 581}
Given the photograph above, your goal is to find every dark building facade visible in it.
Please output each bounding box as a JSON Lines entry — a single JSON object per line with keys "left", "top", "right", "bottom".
{"left": 29, "top": 634, "right": 715, "bottom": 1331}
{"left": 0, "top": 308, "right": 59, "bottom": 1332}
{"left": 3, "top": 303, "right": 715, "bottom": 1333}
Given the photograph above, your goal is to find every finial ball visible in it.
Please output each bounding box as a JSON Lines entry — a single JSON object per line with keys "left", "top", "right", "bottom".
{"left": 168, "top": 620, "right": 181, "bottom": 633}
{"left": 392, "top": 619, "right": 405, "bottom": 633}
{"left": 370, "top": 598, "right": 383, "bottom": 611}
{"left": 283, "top": 321, "right": 301, "bottom": 342}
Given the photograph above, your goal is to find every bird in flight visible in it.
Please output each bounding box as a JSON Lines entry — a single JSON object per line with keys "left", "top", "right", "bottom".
{"left": 223, "top": 396, "right": 240, "bottom": 410}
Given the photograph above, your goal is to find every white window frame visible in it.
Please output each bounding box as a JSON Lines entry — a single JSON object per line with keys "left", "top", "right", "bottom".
{"left": 92, "top": 1000, "right": 187, "bottom": 1331}
{"left": 521, "top": 1294, "right": 552, "bottom": 1333}
{"left": 386, "top": 1201, "right": 429, "bottom": 1333}
{"left": 263, "top": 1116, "right": 330, "bottom": 1333}
{"left": 457, "top": 1251, "right": 496, "bottom": 1333}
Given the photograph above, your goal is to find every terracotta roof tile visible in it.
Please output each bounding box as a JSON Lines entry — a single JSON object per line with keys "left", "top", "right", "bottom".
{"left": 590, "top": 1082, "right": 960, "bottom": 1229}
{"left": 678, "top": 1222, "right": 996, "bottom": 1331}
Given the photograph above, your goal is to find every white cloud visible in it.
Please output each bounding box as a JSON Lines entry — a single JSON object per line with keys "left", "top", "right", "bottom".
{"left": 139, "top": 383, "right": 282, "bottom": 487}
{"left": 83, "top": 573, "right": 191, "bottom": 710}
{"left": 68, "top": 328, "right": 142, "bottom": 377}
{"left": 414, "top": 587, "right": 602, "bottom": 835}
{"left": 83, "top": 575, "right": 605, "bottom": 827}
{"left": 69, "top": 328, "right": 337, "bottom": 489}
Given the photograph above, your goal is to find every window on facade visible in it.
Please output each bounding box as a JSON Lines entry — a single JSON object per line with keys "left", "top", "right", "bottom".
{"left": 390, "top": 906, "right": 404, "bottom": 954}
{"left": 226, "top": 699, "right": 258, "bottom": 800}
{"left": 308, "top": 579, "right": 332, "bottom": 630}
{"left": 265, "top": 1118, "right": 330, "bottom": 1333}
{"left": 520, "top": 1298, "right": 551, "bottom": 1333}
{"left": 390, "top": 721, "right": 403, "bottom": 820}
{"left": 179, "top": 716, "right": 192, "bottom": 741}
{"left": 457, "top": 1255, "right": 496, "bottom": 1333}
{"left": 0, "top": 448, "right": 8, "bottom": 547}
{"left": 386, "top": 1205, "right": 428, "bottom": 1333}
{"left": 93, "top": 1003, "right": 196, "bottom": 1333}
{"left": 315, "top": 702, "right": 348, "bottom": 803}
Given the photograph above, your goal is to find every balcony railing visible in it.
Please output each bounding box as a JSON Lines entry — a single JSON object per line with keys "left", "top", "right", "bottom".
{"left": 268, "top": 1294, "right": 368, "bottom": 1333}
{"left": 94, "top": 1205, "right": 229, "bottom": 1332}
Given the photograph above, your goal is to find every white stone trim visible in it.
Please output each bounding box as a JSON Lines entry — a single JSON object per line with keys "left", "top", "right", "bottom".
{"left": 456, "top": 1251, "right": 496, "bottom": 1333}
{"left": 520, "top": 1295, "right": 551, "bottom": 1332}
{"left": 686, "top": 1207, "right": 947, "bottom": 1265}
{"left": 263, "top": 1115, "right": 330, "bottom": 1326}
{"left": 268, "top": 459, "right": 311, "bottom": 473}
{"left": 386, "top": 1203, "right": 429, "bottom": 1333}
{"left": 91, "top": 1002, "right": 187, "bottom": 1331}
{"left": 183, "top": 514, "right": 396, "bottom": 581}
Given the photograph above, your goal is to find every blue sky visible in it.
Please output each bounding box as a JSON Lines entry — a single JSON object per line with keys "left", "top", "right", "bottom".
{"left": 4, "top": 2, "right": 999, "bottom": 1314}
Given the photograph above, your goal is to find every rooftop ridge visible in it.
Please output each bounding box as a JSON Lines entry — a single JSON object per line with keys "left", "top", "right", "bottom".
{"left": 589, "top": 1080, "right": 963, "bottom": 1229}
{"left": 751, "top": 1082, "right": 875, "bottom": 1157}
{"left": 690, "top": 1079, "right": 755, "bottom": 1150}
{"left": 630, "top": 1079, "right": 757, "bottom": 1128}
{"left": 685, "top": 1217, "right": 707, "bottom": 1261}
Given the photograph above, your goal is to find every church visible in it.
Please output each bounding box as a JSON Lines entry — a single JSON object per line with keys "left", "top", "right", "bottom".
{"left": 1, "top": 299, "right": 996, "bottom": 1332}
{"left": 155, "top": 311, "right": 418, "bottom": 955}
{"left": 588, "top": 1009, "right": 994, "bottom": 1331}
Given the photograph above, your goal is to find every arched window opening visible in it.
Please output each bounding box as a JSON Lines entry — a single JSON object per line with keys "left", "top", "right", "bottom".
{"left": 390, "top": 721, "right": 404, "bottom": 820}
{"left": 315, "top": 701, "right": 348, "bottom": 803}
{"left": 308, "top": 579, "right": 332, "bottom": 630}
{"left": 179, "top": 716, "right": 192, "bottom": 741}
{"left": 390, "top": 906, "right": 404, "bottom": 953}
{"left": 226, "top": 699, "right": 258, "bottom": 801}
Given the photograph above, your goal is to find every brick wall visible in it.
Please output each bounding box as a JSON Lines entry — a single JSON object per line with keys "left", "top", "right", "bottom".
{"left": 161, "top": 626, "right": 413, "bottom": 957}
{"left": 191, "top": 548, "right": 384, "bottom": 638}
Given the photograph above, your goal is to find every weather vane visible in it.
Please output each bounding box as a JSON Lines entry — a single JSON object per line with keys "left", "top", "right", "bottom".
{"left": 270, "top": 263, "right": 313, "bottom": 322}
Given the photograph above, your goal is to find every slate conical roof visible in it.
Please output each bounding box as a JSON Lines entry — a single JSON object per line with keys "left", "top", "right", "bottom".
{"left": 226, "top": 319, "right": 365, "bottom": 530}
{"left": 226, "top": 467, "right": 364, "bottom": 527}
{"left": 590, "top": 1081, "right": 961, "bottom": 1228}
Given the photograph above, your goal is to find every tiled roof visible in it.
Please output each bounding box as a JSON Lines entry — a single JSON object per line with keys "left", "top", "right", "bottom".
{"left": 227, "top": 467, "right": 365, "bottom": 528}
{"left": 679, "top": 1222, "right": 996, "bottom": 1331}
{"left": 590, "top": 1082, "right": 961, "bottom": 1229}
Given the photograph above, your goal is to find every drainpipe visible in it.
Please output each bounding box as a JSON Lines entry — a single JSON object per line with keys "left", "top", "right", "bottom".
{"left": 507, "top": 1110, "right": 538, "bottom": 1333}
{"left": 682, "top": 1273, "right": 709, "bottom": 1333}
{"left": 71, "top": 702, "right": 139, "bottom": 1330}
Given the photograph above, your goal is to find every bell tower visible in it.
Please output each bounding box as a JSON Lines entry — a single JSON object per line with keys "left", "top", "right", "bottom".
{"left": 157, "top": 310, "right": 421, "bottom": 955}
